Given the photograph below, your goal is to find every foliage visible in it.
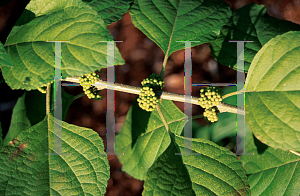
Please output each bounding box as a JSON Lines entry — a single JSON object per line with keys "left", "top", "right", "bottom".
{"left": 210, "top": 3, "right": 300, "bottom": 72}
{"left": 0, "top": 0, "right": 300, "bottom": 195}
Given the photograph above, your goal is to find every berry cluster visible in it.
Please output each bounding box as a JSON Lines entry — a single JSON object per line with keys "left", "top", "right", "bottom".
{"left": 203, "top": 107, "right": 219, "bottom": 123}
{"left": 79, "top": 71, "right": 103, "bottom": 100}
{"left": 198, "top": 86, "right": 223, "bottom": 123}
{"left": 137, "top": 73, "right": 164, "bottom": 112}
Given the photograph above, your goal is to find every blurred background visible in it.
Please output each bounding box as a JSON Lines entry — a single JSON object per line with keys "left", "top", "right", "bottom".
{"left": 1, "top": 0, "right": 300, "bottom": 195}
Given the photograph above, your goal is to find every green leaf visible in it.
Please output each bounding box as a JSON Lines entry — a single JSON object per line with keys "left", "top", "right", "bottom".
{"left": 26, "top": 0, "right": 88, "bottom": 16}
{"left": 115, "top": 99, "right": 187, "bottom": 180}
{"left": 210, "top": 3, "right": 300, "bottom": 72}
{"left": 240, "top": 132, "right": 300, "bottom": 175}
{"left": 193, "top": 113, "right": 240, "bottom": 143}
{"left": 242, "top": 133, "right": 300, "bottom": 195}
{"left": 143, "top": 137, "right": 196, "bottom": 196}
{"left": 3, "top": 93, "right": 31, "bottom": 146}
{"left": 255, "top": 13, "right": 300, "bottom": 46}
{"left": 0, "top": 114, "right": 110, "bottom": 195}
{"left": 245, "top": 31, "right": 300, "bottom": 91}
{"left": 25, "top": 87, "right": 75, "bottom": 126}
{"left": 2, "top": 0, "right": 124, "bottom": 90}
{"left": 4, "top": 87, "right": 78, "bottom": 146}
{"left": 83, "top": 0, "right": 133, "bottom": 25}
{"left": 130, "top": 0, "right": 231, "bottom": 58}
{"left": 144, "top": 133, "right": 251, "bottom": 195}
{"left": 209, "top": 3, "right": 264, "bottom": 72}
{"left": 174, "top": 134, "right": 251, "bottom": 195}
{"left": 24, "top": 90, "right": 47, "bottom": 126}
{"left": 0, "top": 43, "right": 13, "bottom": 68}
{"left": 247, "top": 160, "right": 300, "bottom": 196}
{"left": 245, "top": 31, "right": 300, "bottom": 151}
{"left": 27, "top": 0, "right": 132, "bottom": 25}
{"left": 14, "top": 9, "right": 36, "bottom": 26}
{"left": 211, "top": 113, "right": 239, "bottom": 142}
{"left": 49, "top": 87, "right": 78, "bottom": 122}
{"left": 49, "top": 86, "right": 77, "bottom": 124}
{"left": 192, "top": 120, "right": 210, "bottom": 140}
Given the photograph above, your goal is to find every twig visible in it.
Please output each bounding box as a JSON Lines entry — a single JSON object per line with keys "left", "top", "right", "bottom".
{"left": 46, "top": 83, "right": 51, "bottom": 115}
{"left": 289, "top": 149, "right": 300, "bottom": 157}
{"left": 156, "top": 104, "right": 169, "bottom": 131}
{"left": 46, "top": 82, "right": 51, "bottom": 127}
{"left": 62, "top": 77, "right": 245, "bottom": 115}
{"left": 222, "top": 88, "right": 245, "bottom": 99}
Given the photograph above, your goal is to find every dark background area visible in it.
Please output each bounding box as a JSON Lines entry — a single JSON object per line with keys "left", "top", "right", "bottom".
{"left": 1, "top": 0, "right": 300, "bottom": 195}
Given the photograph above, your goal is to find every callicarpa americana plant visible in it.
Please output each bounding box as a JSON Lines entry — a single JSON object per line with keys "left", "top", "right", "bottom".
{"left": 0, "top": 0, "right": 300, "bottom": 195}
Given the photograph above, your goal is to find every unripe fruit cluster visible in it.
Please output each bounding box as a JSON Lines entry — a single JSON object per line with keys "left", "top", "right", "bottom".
{"left": 198, "top": 86, "right": 223, "bottom": 109}
{"left": 198, "top": 86, "right": 223, "bottom": 123}
{"left": 203, "top": 107, "right": 219, "bottom": 123}
{"left": 79, "top": 71, "right": 103, "bottom": 100}
{"left": 141, "top": 73, "right": 164, "bottom": 89}
{"left": 137, "top": 73, "right": 164, "bottom": 112}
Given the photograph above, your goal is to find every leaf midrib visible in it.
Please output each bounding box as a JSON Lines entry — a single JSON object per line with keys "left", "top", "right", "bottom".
{"left": 248, "top": 159, "right": 300, "bottom": 176}
{"left": 51, "top": 117, "right": 109, "bottom": 192}
{"left": 184, "top": 161, "right": 240, "bottom": 195}
{"left": 121, "top": 112, "right": 186, "bottom": 178}
{"left": 175, "top": 135, "right": 248, "bottom": 193}
{"left": 165, "top": 1, "right": 179, "bottom": 56}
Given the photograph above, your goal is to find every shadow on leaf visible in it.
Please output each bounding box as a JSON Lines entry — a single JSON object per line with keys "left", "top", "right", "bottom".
{"left": 131, "top": 98, "right": 151, "bottom": 147}
{"left": 253, "top": 133, "right": 268, "bottom": 154}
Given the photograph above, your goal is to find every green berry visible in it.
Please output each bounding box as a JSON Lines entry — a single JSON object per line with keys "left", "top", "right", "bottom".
{"left": 203, "top": 107, "right": 219, "bottom": 123}
{"left": 79, "top": 70, "right": 102, "bottom": 100}
{"left": 198, "top": 86, "right": 223, "bottom": 109}
{"left": 138, "top": 73, "right": 164, "bottom": 112}
{"left": 198, "top": 87, "right": 223, "bottom": 122}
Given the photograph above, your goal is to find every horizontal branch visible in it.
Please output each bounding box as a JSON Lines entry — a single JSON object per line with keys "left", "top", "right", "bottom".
{"left": 63, "top": 77, "right": 245, "bottom": 115}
